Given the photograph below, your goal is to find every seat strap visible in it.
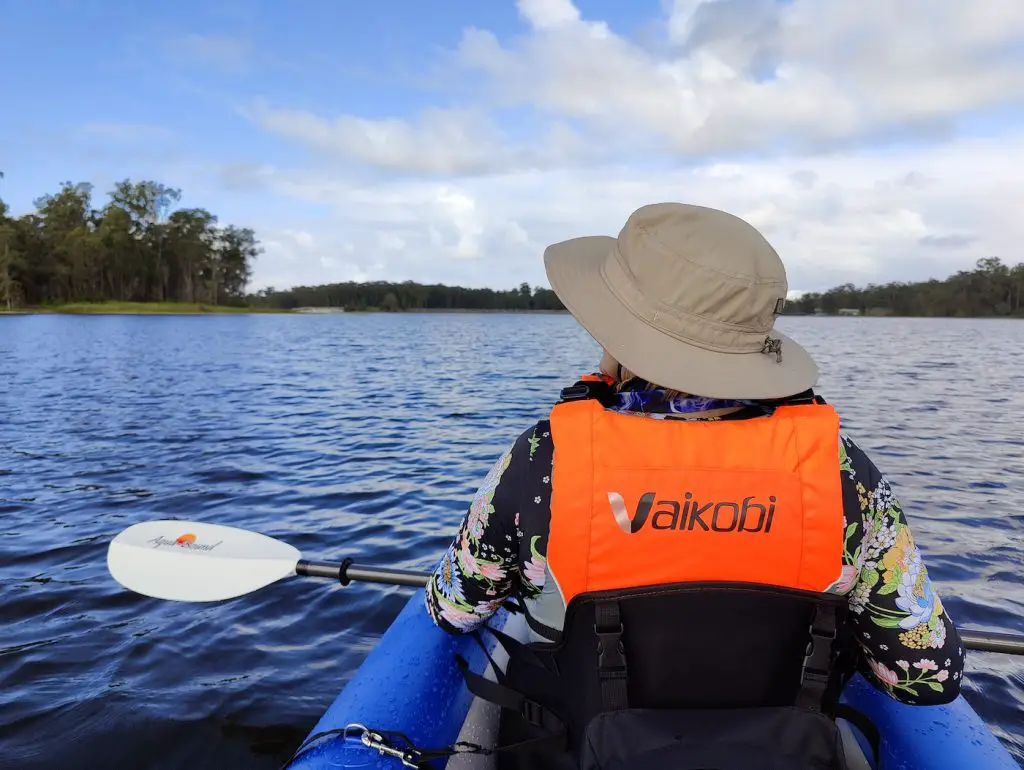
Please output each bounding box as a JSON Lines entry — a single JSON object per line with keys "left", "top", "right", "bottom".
{"left": 835, "top": 703, "right": 881, "bottom": 764}
{"left": 475, "top": 623, "right": 558, "bottom": 675}
{"left": 454, "top": 655, "right": 568, "bottom": 750}
{"left": 795, "top": 603, "right": 838, "bottom": 711}
{"left": 467, "top": 629, "right": 509, "bottom": 685}
{"left": 594, "top": 600, "right": 629, "bottom": 711}
{"left": 522, "top": 603, "right": 563, "bottom": 643}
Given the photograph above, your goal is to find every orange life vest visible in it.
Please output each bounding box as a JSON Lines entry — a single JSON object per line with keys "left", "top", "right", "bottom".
{"left": 547, "top": 398, "right": 845, "bottom": 606}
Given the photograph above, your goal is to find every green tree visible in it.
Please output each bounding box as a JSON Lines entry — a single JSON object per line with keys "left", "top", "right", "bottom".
{"left": 782, "top": 258, "right": 1024, "bottom": 319}
{"left": 0, "top": 178, "right": 25, "bottom": 310}
{"left": 166, "top": 208, "right": 218, "bottom": 303}
{"left": 215, "top": 225, "right": 259, "bottom": 304}
{"left": 0, "top": 174, "right": 259, "bottom": 307}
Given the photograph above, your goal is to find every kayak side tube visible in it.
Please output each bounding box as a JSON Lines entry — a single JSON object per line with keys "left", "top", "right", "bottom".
{"left": 286, "top": 589, "right": 513, "bottom": 769}
{"left": 287, "top": 590, "right": 1019, "bottom": 769}
{"left": 841, "top": 671, "right": 1018, "bottom": 770}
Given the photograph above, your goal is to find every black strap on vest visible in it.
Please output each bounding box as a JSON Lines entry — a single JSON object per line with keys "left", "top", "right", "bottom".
{"left": 595, "top": 600, "right": 629, "bottom": 711}
{"left": 756, "top": 387, "right": 824, "bottom": 407}
{"left": 795, "top": 603, "right": 838, "bottom": 711}
{"left": 558, "top": 377, "right": 618, "bottom": 407}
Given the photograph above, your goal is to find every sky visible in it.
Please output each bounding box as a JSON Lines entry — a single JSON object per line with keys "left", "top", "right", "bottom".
{"left": 1, "top": 0, "right": 1023, "bottom": 295}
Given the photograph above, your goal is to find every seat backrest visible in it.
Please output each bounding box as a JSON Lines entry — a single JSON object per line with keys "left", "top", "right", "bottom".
{"left": 508, "top": 581, "right": 855, "bottom": 747}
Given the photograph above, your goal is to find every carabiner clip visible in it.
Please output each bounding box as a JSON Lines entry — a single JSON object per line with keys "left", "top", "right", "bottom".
{"left": 359, "top": 728, "right": 422, "bottom": 768}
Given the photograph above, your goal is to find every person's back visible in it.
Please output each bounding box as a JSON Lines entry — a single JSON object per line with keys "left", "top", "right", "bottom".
{"left": 424, "top": 203, "right": 965, "bottom": 769}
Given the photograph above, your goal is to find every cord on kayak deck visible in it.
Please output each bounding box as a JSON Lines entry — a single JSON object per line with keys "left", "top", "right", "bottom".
{"left": 279, "top": 722, "right": 492, "bottom": 769}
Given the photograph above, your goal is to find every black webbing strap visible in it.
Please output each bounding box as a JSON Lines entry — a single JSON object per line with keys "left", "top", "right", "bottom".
{"left": 501, "top": 597, "right": 523, "bottom": 615}
{"left": 594, "top": 600, "right": 628, "bottom": 711}
{"left": 795, "top": 603, "right": 837, "bottom": 711}
{"left": 834, "top": 703, "right": 881, "bottom": 764}
{"left": 482, "top": 624, "right": 558, "bottom": 674}
{"left": 558, "top": 378, "right": 618, "bottom": 407}
{"left": 413, "top": 729, "right": 569, "bottom": 767}
{"left": 454, "top": 655, "right": 568, "bottom": 752}
{"left": 522, "top": 604, "right": 563, "bottom": 643}
{"left": 466, "top": 629, "right": 508, "bottom": 686}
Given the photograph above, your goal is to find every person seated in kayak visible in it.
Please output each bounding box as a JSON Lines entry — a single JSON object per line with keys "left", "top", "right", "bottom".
{"left": 424, "top": 203, "right": 966, "bottom": 766}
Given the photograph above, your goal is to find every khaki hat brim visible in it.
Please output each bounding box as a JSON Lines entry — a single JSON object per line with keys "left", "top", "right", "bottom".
{"left": 544, "top": 235, "right": 819, "bottom": 400}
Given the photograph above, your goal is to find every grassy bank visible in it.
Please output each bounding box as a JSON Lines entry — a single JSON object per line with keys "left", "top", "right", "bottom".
{"left": 0, "top": 303, "right": 571, "bottom": 315}
{"left": 5, "top": 302, "right": 291, "bottom": 315}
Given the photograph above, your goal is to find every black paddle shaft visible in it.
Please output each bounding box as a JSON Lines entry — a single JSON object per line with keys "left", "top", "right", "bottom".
{"left": 296, "top": 559, "right": 429, "bottom": 588}
{"left": 958, "top": 629, "right": 1024, "bottom": 655}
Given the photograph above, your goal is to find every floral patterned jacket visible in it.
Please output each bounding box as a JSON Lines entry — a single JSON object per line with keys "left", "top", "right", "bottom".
{"left": 425, "top": 383, "right": 966, "bottom": 705}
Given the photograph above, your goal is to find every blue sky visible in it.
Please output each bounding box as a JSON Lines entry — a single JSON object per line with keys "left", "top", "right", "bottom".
{"left": 2, "top": 0, "right": 1023, "bottom": 292}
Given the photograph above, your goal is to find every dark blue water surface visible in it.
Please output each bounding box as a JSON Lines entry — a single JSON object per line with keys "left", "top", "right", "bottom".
{"left": 1, "top": 313, "right": 1022, "bottom": 769}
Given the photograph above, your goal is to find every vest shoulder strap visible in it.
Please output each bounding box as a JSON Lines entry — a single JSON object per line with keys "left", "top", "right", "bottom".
{"left": 557, "top": 374, "right": 618, "bottom": 407}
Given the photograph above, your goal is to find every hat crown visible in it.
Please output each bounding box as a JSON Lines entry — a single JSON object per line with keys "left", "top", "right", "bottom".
{"left": 540, "top": 200, "right": 818, "bottom": 399}
{"left": 611, "top": 203, "right": 788, "bottom": 345}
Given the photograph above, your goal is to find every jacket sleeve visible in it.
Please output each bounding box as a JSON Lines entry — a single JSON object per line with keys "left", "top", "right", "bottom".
{"left": 424, "top": 424, "right": 538, "bottom": 634}
{"left": 840, "top": 436, "right": 965, "bottom": 704}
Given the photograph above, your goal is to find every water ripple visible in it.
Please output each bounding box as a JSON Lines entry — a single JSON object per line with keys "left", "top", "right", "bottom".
{"left": 0, "top": 313, "right": 1022, "bottom": 768}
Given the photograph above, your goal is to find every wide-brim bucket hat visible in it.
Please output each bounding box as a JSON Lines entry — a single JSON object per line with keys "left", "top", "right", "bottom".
{"left": 543, "top": 202, "right": 819, "bottom": 400}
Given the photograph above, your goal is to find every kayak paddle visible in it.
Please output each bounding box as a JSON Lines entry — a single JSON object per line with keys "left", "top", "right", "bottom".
{"left": 107, "top": 519, "right": 1024, "bottom": 655}
{"left": 106, "top": 519, "right": 426, "bottom": 603}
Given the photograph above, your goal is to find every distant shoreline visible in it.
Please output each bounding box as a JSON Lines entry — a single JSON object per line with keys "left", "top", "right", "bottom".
{"left": 3, "top": 302, "right": 1021, "bottom": 319}
{"left": 0, "top": 302, "right": 571, "bottom": 316}
{"left": 0, "top": 302, "right": 289, "bottom": 315}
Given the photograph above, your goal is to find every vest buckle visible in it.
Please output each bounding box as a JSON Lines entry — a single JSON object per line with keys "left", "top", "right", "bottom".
{"left": 794, "top": 604, "right": 839, "bottom": 711}
{"left": 521, "top": 698, "right": 544, "bottom": 726}
{"left": 559, "top": 384, "right": 591, "bottom": 402}
{"left": 595, "top": 623, "right": 626, "bottom": 672}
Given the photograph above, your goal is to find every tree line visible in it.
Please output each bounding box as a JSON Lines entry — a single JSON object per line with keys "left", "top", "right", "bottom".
{"left": 3, "top": 172, "right": 1020, "bottom": 318}
{"left": 783, "top": 258, "right": 1024, "bottom": 317}
{"left": 246, "top": 281, "right": 567, "bottom": 312}
{"left": 249, "top": 258, "right": 1024, "bottom": 317}
{"left": 0, "top": 174, "right": 260, "bottom": 309}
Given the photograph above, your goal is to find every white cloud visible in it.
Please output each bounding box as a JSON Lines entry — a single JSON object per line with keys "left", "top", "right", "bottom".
{"left": 212, "top": 0, "right": 1024, "bottom": 292}
{"left": 243, "top": 0, "right": 1024, "bottom": 171}
{"left": 451, "top": 0, "right": 1024, "bottom": 158}
{"left": 517, "top": 0, "right": 581, "bottom": 29}
{"left": 248, "top": 100, "right": 602, "bottom": 175}
{"left": 243, "top": 132, "right": 1024, "bottom": 293}
{"left": 377, "top": 232, "right": 406, "bottom": 252}
{"left": 255, "top": 229, "right": 370, "bottom": 290}
{"left": 250, "top": 103, "right": 513, "bottom": 174}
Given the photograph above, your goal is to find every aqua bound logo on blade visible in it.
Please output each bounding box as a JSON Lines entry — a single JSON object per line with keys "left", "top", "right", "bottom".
{"left": 607, "top": 492, "right": 777, "bottom": 534}
{"left": 147, "top": 533, "right": 224, "bottom": 552}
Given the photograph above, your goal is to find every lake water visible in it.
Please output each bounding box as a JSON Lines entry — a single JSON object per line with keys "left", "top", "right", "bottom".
{"left": 2, "top": 313, "right": 1023, "bottom": 768}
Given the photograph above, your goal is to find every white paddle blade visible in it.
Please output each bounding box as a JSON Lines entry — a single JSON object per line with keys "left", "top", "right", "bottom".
{"left": 107, "top": 520, "right": 302, "bottom": 602}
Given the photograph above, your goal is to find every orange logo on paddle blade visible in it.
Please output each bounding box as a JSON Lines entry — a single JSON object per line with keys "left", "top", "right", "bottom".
{"left": 176, "top": 533, "right": 197, "bottom": 545}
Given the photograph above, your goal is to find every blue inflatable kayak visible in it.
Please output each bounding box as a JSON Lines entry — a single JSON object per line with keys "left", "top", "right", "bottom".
{"left": 285, "top": 589, "right": 1018, "bottom": 769}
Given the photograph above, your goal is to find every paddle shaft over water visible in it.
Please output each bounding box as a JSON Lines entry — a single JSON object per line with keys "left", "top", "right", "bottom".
{"left": 297, "top": 559, "right": 429, "bottom": 587}
{"left": 298, "top": 559, "right": 1024, "bottom": 655}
